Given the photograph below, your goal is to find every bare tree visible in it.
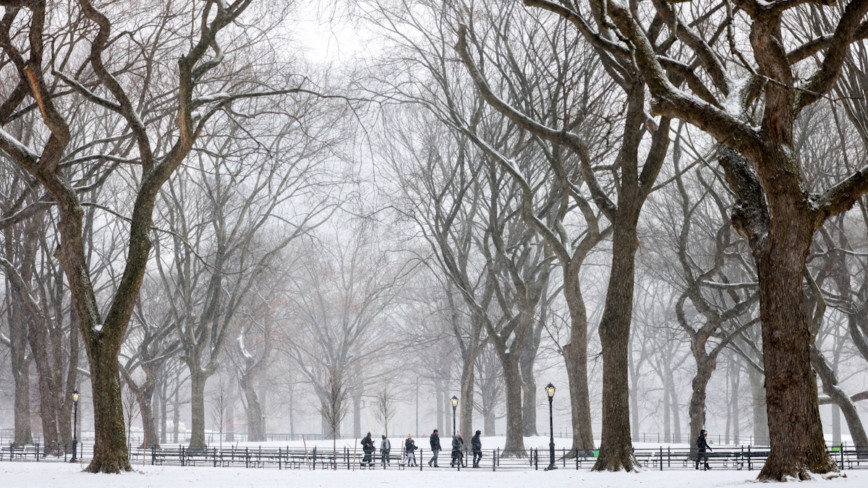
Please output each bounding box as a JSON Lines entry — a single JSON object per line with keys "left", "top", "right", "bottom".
{"left": 373, "top": 387, "right": 398, "bottom": 437}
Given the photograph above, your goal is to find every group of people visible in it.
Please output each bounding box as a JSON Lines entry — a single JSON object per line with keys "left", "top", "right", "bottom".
{"left": 363, "top": 428, "right": 713, "bottom": 470}
{"left": 359, "top": 429, "right": 484, "bottom": 468}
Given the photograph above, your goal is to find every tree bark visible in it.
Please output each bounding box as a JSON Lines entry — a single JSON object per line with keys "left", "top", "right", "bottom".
{"left": 593, "top": 221, "right": 640, "bottom": 471}
{"left": 754, "top": 173, "right": 835, "bottom": 480}
{"left": 562, "top": 260, "right": 595, "bottom": 453}
{"left": 810, "top": 346, "right": 868, "bottom": 453}
{"left": 688, "top": 360, "right": 714, "bottom": 459}
{"left": 501, "top": 357, "right": 525, "bottom": 455}
{"left": 188, "top": 368, "right": 208, "bottom": 449}
{"left": 519, "top": 332, "right": 539, "bottom": 437}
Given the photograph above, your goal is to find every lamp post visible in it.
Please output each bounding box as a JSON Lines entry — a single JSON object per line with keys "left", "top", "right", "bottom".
{"left": 545, "top": 383, "right": 556, "bottom": 470}
{"left": 70, "top": 389, "right": 80, "bottom": 462}
{"left": 450, "top": 396, "right": 458, "bottom": 436}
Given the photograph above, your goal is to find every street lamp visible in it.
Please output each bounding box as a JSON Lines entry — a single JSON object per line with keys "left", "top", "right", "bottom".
{"left": 70, "top": 389, "right": 80, "bottom": 463}
{"left": 545, "top": 383, "right": 557, "bottom": 470}
{"left": 450, "top": 396, "right": 459, "bottom": 436}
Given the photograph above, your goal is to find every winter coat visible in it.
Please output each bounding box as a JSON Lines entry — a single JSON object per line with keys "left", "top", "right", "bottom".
{"left": 362, "top": 436, "right": 375, "bottom": 452}
{"left": 696, "top": 434, "right": 710, "bottom": 452}
{"left": 471, "top": 434, "right": 481, "bottom": 452}
{"left": 430, "top": 433, "right": 441, "bottom": 450}
{"left": 451, "top": 436, "right": 464, "bottom": 453}
{"left": 405, "top": 439, "right": 417, "bottom": 452}
{"left": 381, "top": 439, "right": 391, "bottom": 451}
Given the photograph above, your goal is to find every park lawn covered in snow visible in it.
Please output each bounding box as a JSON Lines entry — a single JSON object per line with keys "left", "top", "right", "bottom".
{"left": 0, "top": 461, "right": 864, "bottom": 488}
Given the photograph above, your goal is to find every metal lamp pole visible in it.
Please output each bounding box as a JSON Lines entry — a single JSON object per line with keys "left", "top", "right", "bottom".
{"left": 450, "top": 396, "right": 458, "bottom": 436}
{"left": 70, "top": 389, "right": 80, "bottom": 462}
{"left": 545, "top": 383, "right": 557, "bottom": 470}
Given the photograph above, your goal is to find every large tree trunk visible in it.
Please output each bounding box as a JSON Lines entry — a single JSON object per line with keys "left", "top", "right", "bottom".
{"left": 502, "top": 357, "right": 525, "bottom": 455}
{"left": 188, "top": 368, "right": 208, "bottom": 449}
{"left": 592, "top": 220, "right": 639, "bottom": 471}
{"left": 562, "top": 261, "right": 595, "bottom": 453}
{"left": 754, "top": 180, "right": 835, "bottom": 480}
{"left": 84, "top": 343, "right": 131, "bottom": 472}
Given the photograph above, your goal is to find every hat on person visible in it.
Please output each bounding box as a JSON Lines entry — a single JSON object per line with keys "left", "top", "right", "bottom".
{"left": 382, "top": 435, "right": 386, "bottom": 439}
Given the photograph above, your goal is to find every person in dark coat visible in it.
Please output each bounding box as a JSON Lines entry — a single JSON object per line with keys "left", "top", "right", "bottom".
{"left": 361, "top": 432, "right": 375, "bottom": 467}
{"left": 450, "top": 432, "right": 466, "bottom": 467}
{"left": 695, "top": 429, "right": 712, "bottom": 470}
{"left": 404, "top": 434, "right": 418, "bottom": 466}
{"left": 428, "top": 429, "right": 441, "bottom": 467}
{"left": 381, "top": 435, "right": 391, "bottom": 466}
{"left": 471, "top": 430, "right": 482, "bottom": 468}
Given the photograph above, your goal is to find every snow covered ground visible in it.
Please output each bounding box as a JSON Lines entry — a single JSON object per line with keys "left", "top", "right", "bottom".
{"left": 0, "top": 461, "right": 864, "bottom": 488}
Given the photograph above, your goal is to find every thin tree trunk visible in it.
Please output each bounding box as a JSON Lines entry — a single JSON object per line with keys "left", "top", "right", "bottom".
{"left": 459, "top": 359, "right": 475, "bottom": 439}
{"left": 688, "top": 361, "right": 714, "bottom": 459}
{"left": 562, "top": 261, "right": 595, "bottom": 453}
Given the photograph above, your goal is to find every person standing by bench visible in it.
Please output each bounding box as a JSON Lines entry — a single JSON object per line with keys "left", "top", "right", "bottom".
{"left": 362, "top": 432, "right": 375, "bottom": 468}
{"left": 471, "top": 430, "right": 482, "bottom": 468}
{"left": 404, "top": 434, "right": 417, "bottom": 466}
{"left": 380, "top": 435, "right": 391, "bottom": 466}
{"left": 696, "top": 429, "right": 712, "bottom": 470}
{"left": 428, "top": 429, "right": 441, "bottom": 467}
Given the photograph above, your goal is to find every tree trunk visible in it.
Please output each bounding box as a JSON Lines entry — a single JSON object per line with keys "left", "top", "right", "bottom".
{"left": 502, "top": 357, "right": 525, "bottom": 454}
{"left": 810, "top": 346, "right": 868, "bottom": 453}
{"left": 353, "top": 389, "right": 362, "bottom": 439}
{"left": 459, "top": 358, "right": 475, "bottom": 439}
{"left": 628, "top": 347, "right": 640, "bottom": 442}
{"left": 519, "top": 342, "right": 537, "bottom": 437}
{"left": 484, "top": 409, "right": 496, "bottom": 436}
{"left": 747, "top": 359, "right": 768, "bottom": 445}
{"left": 592, "top": 221, "right": 639, "bottom": 471}
{"left": 188, "top": 368, "right": 208, "bottom": 449}
{"left": 239, "top": 373, "right": 263, "bottom": 442}
{"left": 562, "top": 262, "right": 595, "bottom": 453}
{"left": 663, "top": 375, "right": 671, "bottom": 444}
{"left": 688, "top": 360, "right": 714, "bottom": 459}
{"left": 754, "top": 183, "right": 835, "bottom": 480}
{"left": 84, "top": 343, "right": 132, "bottom": 472}
{"left": 138, "top": 382, "right": 159, "bottom": 448}
{"left": 671, "top": 383, "right": 682, "bottom": 444}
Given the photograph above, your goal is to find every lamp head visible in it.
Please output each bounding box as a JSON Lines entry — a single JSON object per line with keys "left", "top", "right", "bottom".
{"left": 450, "top": 395, "right": 459, "bottom": 408}
{"left": 545, "top": 383, "right": 555, "bottom": 399}
{"left": 72, "top": 389, "right": 80, "bottom": 402}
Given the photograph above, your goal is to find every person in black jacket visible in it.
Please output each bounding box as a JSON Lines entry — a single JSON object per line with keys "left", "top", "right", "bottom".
{"left": 450, "top": 432, "right": 466, "bottom": 467}
{"left": 381, "top": 435, "right": 391, "bottom": 466}
{"left": 404, "top": 434, "right": 418, "bottom": 466}
{"left": 361, "top": 432, "right": 375, "bottom": 467}
{"left": 471, "top": 430, "right": 482, "bottom": 468}
{"left": 428, "top": 429, "right": 441, "bottom": 467}
{"left": 695, "top": 429, "right": 712, "bottom": 470}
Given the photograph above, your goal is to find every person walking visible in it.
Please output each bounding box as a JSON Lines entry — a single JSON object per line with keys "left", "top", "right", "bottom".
{"left": 471, "top": 430, "right": 482, "bottom": 468}
{"left": 404, "top": 434, "right": 418, "bottom": 466}
{"left": 381, "top": 435, "right": 391, "bottom": 466}
{"left": 428, "top": 429, "right": 441, "bottom": 467}
{"left": 450, "top": 431, "right": 466, "bottom": 467}
{"left": 695, "top": 429, "right": 712, "bottom": 470}
{"left": 361, "top": 432, "right": 375, "bottom": 468}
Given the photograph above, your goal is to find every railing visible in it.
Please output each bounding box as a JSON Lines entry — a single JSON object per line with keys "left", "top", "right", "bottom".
{"left": 2, "top": 442, "right": 866, "bottom": 471}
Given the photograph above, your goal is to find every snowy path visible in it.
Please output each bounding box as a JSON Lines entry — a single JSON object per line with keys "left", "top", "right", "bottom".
{"left": 0, "top": 461, "right": 863, "bottom": 487}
